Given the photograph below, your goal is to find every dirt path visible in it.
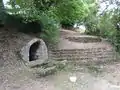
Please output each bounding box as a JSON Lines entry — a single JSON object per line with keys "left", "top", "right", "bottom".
{"left": 1, "top": 62, "right": 120, "bottom": 90}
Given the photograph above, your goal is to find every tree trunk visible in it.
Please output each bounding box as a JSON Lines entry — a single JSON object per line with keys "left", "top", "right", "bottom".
{"left": 0, "top": 0, "right": 6, "bottom": 25}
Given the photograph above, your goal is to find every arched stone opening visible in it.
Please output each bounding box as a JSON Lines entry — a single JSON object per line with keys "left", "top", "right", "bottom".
{"left": 20, "top": 38, "right": 48, "bottom": 65}
{"left": 29, "top": 41, "right": 40, "bottom": 61}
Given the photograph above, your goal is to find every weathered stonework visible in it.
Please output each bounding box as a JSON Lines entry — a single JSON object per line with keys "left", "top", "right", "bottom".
{"left": 48, "top": 29, "right": 118, "bottom": 64}
{"left": 0, "top": 28, "right": 48, "bottom": 68}
{"left": 49, "top": 48, "right": 117, "bottom": 64}
{"left": 65, "top": 36, "right": 102, "bottom": 43}
{"left": 20, "top": 38, "right": 48, "bottom": 65}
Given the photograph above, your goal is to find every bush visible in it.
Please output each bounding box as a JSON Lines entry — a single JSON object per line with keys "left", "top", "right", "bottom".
{"left": 5, "top": 0, "right": 90, "bottom": 44}
{"left": 85, "top": 11, "right": 120, "bottom": 53}
{"left": 18, "top": 21, "right": 43, "bottom": 33}
{"left": 55, "top": 0, "right": 88, "bottom": 28}
{"left": 40, "top": 15, "right": 60, "bottom": 44}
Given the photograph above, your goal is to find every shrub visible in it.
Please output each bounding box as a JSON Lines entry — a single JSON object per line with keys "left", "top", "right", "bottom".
{"left": 55, "top": 0, "right": 89, "bottom": 28}
{"left": 85, "top": 10, "right": 120, "bottom": 52}
{"left": 5, "top": 0, "right": 89, "bottom": 44}
{"left": 40, "top": 15, "right": 60, "bottom": 44}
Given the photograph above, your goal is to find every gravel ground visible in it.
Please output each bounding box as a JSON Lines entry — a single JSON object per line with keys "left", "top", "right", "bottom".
{"left": 1, "top": 62, "right": 120, "bottom": 90}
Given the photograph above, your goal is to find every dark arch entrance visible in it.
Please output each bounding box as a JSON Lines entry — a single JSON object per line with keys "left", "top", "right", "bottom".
{"left": 29, "top": 41, "right": 40, "bottom": 61}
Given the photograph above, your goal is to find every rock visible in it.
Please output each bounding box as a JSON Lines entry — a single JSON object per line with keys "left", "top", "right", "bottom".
{"left": 69, "top": 76, "right": 77, "bottom": 83}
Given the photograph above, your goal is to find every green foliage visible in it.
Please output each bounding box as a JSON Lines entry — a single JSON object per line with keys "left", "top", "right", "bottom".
{"left": 84, "top": 0, "right": 99, "bottom": 35}
{"left": 8, "top": 0, "right": 89, "bottom": 26}
{"left": 84, "top": 0, "right": 120, "bottom": 53}
{"left": 98, "top": 13, "right": 116, "bottom": 37}
{"left": 40, "top": 15, "right": 60, "bottom": 44}
{"left": 56, "top": 0, "right": 89, "bottom": 27}
{"left": 96, "top": 11, "right": 120, "bottom": 52}
{"left": 110, "top": 9, "right": 120, "bottom": 52}
{"left": 6, "top": 0, "right": 90, "bottom": 44}
{"left": 6, "top": 0, "right": 60, "bottom": 44}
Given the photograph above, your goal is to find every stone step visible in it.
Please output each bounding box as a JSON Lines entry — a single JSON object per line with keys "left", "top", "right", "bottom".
{"left": 50, "top": 51, "right": 114, "bottom": 57}
{"left": 50, "top": 48, "right": 115, "bottom": 56}
{"left": 49, "top": 48, "right": 117, "bottom": 64}
{"left": 50, "top": 54, "right": 116, "bottom": 60}
{"left": 65, "top": 36, "right": 102, "bottom": 43}
{"left": 51, "top": 47, "right": 112, "bottom": 52}
{"left": 60, "top": 30, "right": 102, "bottom": 43}
{"left": 50, "top": 49, "right": 114, "bottom": 54}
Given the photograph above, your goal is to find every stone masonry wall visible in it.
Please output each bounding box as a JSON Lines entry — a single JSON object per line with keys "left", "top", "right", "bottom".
{"left": 49, "top": 48, "right": 117, "bottom": 64}
{"left": 48, "top": 29, "right": 118, "bottom": 64}
{"left": 65, "top": 36, "right": 102, "bottom": 43}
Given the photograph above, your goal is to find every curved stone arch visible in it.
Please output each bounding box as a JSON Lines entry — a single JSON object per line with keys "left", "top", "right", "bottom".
{"left": 20, "top": 38, "right": 48, "bottom": 65}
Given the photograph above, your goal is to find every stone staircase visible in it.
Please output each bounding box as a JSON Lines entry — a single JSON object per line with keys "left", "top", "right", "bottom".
{"left": 49, "top": 29, "right": 118, "bottom": 64}
{"left": 49, "top": 48, "right": 116, "bottom": 64}
{"left": 65, "top": 35, "right": 102, "bottom": 43}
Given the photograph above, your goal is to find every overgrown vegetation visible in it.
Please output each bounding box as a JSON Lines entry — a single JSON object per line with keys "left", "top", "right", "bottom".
{"left": 1, "top": 0, "right": 90, "bottom": 44}
{"left": 55, "top": 0, "right": 89, "bottom": 28}
{"left": 84, "top": 0, "right": 120, "bottom": 53}
{"left": 1, "top": 0, "right": 120, "bottom": 52}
